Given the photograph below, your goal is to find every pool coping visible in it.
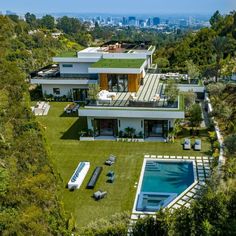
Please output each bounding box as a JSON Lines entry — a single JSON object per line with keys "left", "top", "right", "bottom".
{"left": 132, "top": 158, "right": 198, "bottom": 215}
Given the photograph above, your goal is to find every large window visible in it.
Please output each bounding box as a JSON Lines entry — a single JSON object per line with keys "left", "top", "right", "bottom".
{"left": 53, "top": 88, "right": 60, "bottom": 95}
{"left": 62, "top": 64, "right": 73, "bottom": 67}
{"left": 108, "top": 74, "right": 128, "bottom": 92}
{"left": 72, "top": 88, "right": 87, "bottom": 101}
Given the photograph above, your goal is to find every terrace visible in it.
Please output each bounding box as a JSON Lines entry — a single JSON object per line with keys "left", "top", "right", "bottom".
{"left": 30, "top": 64, "right": 98, "bottom": 81}
{"left": 87, "top": 73, "right": 182, "bottom": 110}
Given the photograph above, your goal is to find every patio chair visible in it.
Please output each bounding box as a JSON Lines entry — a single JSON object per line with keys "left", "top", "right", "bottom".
{"left": 93, "top": 190, "right": 107, "bottom": 200}
{"left": 107, "top": 171, "right": 114, "bottom": 177}
{"left": 105, "top": 154, "right": 116, "bottom": 166}
{"left": 107, "top": 175, "right": 115, "bottom": 183}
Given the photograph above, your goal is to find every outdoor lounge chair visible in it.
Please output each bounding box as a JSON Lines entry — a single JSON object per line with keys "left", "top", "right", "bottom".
{"left": 107, "top": 175, "right": 115, "bottom": 183}
{"left": 93, "top": 190, "right": 107, "bottom": 200}
{"left": 194, "top": 139, "right": 201, "bottom": 151}
{"left": 105, "top": 155, "right": 116, "bottom": 166}
{"left": 183, "top": 138, "right": 191, "bottom": 150}
{"left": 107, "top": 171, "right": 114, "bottom": 177}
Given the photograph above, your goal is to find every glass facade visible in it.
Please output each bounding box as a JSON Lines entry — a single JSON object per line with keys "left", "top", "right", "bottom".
{"left": 72, "top": 88, "right": 87, "bottom": 101}
{"left": 144, "top": 120, "right": 168, "bottom": 138}
{"left": 108, "top": 74, "right": 128, "bottom": 92}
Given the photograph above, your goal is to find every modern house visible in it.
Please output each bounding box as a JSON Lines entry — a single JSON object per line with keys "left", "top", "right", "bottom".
{"left": 31, "top": 42, "right": 185, "bottom": 140}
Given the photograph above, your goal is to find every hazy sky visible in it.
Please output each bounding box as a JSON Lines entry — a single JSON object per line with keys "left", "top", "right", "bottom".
{"left": 0, "top": 0, "right": 235, "bottom": 14}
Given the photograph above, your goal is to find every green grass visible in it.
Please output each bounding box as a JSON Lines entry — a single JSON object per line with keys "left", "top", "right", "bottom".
{"left": 55, "top": 51, "right": 77, "bottom": 57}
{"left": 36, "top": 102, "right": 211, "bottom": 227}
{"left": 91, "top": 59, "right": 145, "bottom": 69}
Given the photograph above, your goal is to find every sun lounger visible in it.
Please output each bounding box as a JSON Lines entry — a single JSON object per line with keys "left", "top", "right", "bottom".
{"left": 183, "top": 138, "right": 191, "bottom": 150}
{"left": 194, "top": 139, "right": 201, "bottom": 151}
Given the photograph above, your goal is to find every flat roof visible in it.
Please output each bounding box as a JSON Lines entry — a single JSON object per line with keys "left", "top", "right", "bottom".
{"left": 56, "top": 51, "right": 77, "bottom": 57}
{"left": 91, "top": 59, "right": 145, "bottom": 69}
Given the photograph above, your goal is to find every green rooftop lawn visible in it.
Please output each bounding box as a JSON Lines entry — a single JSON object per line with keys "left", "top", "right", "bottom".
{"left": 91, "top": 59, "right": 145, "bottom": 69}
{"left": 56, "top": 51, "right": 77, "bottom": 57}
{"left": 35, "top": 102, "right": 211, "bottom": 228}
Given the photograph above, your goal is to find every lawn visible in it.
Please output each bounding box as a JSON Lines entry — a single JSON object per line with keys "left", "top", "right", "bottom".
{"left": 91, "top": 58, "right": 145, "bottom": 68}
{"left": 36, "top": 102, "right": 211, "bottom": 227}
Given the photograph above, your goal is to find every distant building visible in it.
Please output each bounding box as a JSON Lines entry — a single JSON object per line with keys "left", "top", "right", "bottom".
{"left": 153, "top": 17, "right": 160, "bottom": 26}
{"left": 122, "top": 17, "right": 127, "bottom": 26}
{"left": 146, "top": 18, "right": 152, "bottom": 27}
{"left": 128, "top": 16, "right": 136, "bottom": 26}
{"left": 179, "top": 19, "right": 188, "bottom": 27}
{"left": 6, "top": 10, "right": 17, "bottom": 15}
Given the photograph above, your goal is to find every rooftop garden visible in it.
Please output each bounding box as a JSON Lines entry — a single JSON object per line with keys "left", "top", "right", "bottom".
{"left": 55, "top": 51, "right": 77, "bottom": 57}
{"left": 91, "top": 59, "right": 145, "bottom": 69}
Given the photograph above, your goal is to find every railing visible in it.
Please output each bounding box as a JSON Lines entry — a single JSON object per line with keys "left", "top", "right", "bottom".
{"left": 86, "top": 99, "right": 178, "bottom": 109}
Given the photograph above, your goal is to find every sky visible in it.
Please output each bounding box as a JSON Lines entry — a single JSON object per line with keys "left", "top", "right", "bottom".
{"left": 0, "top": 0, "right": 235, "bottom": 15}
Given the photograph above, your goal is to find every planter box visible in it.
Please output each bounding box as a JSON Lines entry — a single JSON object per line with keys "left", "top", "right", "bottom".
{"left": 116, "top": 138, "right": 144, "bottom": 142}
{"left": 80, "top": 137, "right": 95, "bottom": 141}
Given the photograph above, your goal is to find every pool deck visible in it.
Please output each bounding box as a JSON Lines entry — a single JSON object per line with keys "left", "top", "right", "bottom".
{"left": 130, "top": 155, "right": 212, "bottom": 221}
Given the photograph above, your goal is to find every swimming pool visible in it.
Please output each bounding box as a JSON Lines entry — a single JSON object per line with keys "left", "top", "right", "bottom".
{"left": 135, "top": 159, "right": 195, "bottom": 212}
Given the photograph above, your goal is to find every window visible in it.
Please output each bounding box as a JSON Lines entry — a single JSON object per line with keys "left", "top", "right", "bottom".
{"left": 53, "top": 88, "right": 60, "bottom": 95}
{"left": 108, "top": 74, "right": 128, "bottom": 92}
{"left": 62, "top": 64, "right": 73, "bottom": 67}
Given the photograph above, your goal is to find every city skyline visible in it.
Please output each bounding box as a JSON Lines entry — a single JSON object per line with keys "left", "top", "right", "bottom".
{"left": 0, "top": 0, "right": 235, "bottom": 15}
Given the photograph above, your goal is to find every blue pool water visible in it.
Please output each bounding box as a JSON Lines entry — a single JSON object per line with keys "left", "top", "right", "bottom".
{"left": 136, "top": 160, "right": 194, "bottom": 212}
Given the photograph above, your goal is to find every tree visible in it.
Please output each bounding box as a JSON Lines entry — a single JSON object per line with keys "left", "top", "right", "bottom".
{"left": 40, "top": 15, "right": 55, "bottom": 30}
{"left": 88, "top": 84, "right": 100, "bottom": 102}
{"left": 210, "top": 11, "right": 223, "bottom": 29}
{"left": 186, "top": 60, "right": 200, "bottom": 82}
{"left": 213, "top": 36, "right": 229, "bottom": 82}
{"left": 224, "top": 134, "right": 236, "bottom": 155}
{"left": 155, "top": 57, "right": 170, "bottom": 70}
{"left": 25, "top": 12, "right": 37, "bottom": 29}
{"left": 189, "top": 103, "right": 203, "bottom": 130}
{"left": 165, "top": 80, "right": 179, "bottom": 104}
{"left": 183, "top": 91, "right": 196, "bottom": 110}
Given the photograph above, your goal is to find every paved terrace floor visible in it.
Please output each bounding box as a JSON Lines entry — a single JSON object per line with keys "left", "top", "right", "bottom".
{"left": 98, "top": 73, "right": 165, "bottom": 107}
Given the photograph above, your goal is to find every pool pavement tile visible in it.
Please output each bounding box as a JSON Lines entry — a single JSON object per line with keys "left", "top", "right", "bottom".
{"left": 172, "top": 204, "right": 181, "bottom": 209}
{"left": 170, "top": 156, "right": 175, "bottom": 159}
{"left": 151, "top": 155, "right": 156, "bottom": 158}
{"left": 185, "top": 202, "right": 191, "bottom": 207}
{"left": 177, "top": 156, "right": 182, "bottom": 159}
{"left": 144, "top": 155, "right": 150, "bottom": 158}
{"left": 131, "top": 215, "right": 139, "bottom": 220}
{"left": 196, "top": 156, "right": 202, "bottom": 160}
{"left": 203, "top": 156, "right": 208, "bottom": 160}
{"left": 182, "top": 195, "right": 190, "bottom": 201}
{"left": 186, "top": 192, "right": 194, "bottom": 197}
{"left": 183, "top": 156, "right": 189, "bottom": 159}
{"left": 190, "top": 156, "right": 195, "bottom": 159}
{"left": 178, "top": 200, "right": 186, "bottom": 205}
{"left": 164, "top": 155, "right": 169, "bottom": 158}
{"left": 157, "top": 155, "right": 163, "bottom": 158}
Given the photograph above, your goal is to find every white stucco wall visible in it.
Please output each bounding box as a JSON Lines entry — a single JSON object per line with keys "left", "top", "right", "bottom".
{"left": 118, "top": 118, "right": 143, "bottom": 134}
{"left": 42, "top": 84, "right": 88, "bottom": 96}
{"left": 59, "top": 62, "right": 93, "bottom": 74}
